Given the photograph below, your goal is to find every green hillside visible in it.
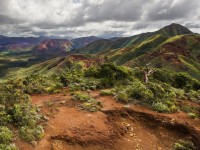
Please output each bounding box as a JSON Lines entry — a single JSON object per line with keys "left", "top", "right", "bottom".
{"left": 105, "top": 34, "right": 200, "bottom": 79}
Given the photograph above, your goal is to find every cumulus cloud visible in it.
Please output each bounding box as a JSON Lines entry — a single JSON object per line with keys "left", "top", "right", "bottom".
{"left": 0, "top": 0, "right": 199, "bottom": 37}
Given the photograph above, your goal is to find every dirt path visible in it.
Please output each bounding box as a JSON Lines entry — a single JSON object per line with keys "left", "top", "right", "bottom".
{"left": 16, "top": 90, "right": 200, "bottom": 150}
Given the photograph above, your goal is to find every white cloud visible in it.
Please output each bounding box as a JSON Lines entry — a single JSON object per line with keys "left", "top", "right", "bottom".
{"left": 0, "top": 0, "right": 199, "bottom": 37}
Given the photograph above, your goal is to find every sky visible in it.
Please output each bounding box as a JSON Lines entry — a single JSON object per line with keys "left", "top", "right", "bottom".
{"left": 0, "top": 0, "right": 199, "bottom": 38}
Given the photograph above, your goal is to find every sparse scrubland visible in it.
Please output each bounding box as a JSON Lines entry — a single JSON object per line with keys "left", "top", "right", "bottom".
{"left": 1, "top": 61, "right": 200, "bottom": 149}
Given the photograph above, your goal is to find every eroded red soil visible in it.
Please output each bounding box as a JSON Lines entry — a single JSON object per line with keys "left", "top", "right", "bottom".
{"left": 16, "top": 90, "right": 200, "bottom": 150}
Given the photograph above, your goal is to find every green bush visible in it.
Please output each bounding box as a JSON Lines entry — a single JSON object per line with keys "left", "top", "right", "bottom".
{"left": 152, "top": 102, "right": 170, "bottom": 113}
{"left": 12, "top": 104, "right": 40, "bottom": 127}
{"left": 181, "top": 105, "right": 197, "bottom": 113}
{"left": 72, "top": 92, "right": 91, "bottom": 102}
{"left": 115, "top": 91, "right": 130, "bottom": 103}
{"left": 84, "top": 66, "right": 99, "bottom": 78}
{"left": 152, "top": 69, "right": 174, "bottom": 84}
{"left": 99, "top": 63, "right": 133, "bottom": 81}
{"left": 128, "top": 80, "right": 154, "bottom": 102}
{"left": 100, "top": 89, "right": 115, "bottom": 96}
{"left": 0, "top": 105, "right": 11, "bottom": 125}
{"left": 187, "top": 90, "right": 200, "bottom": 102}
{"left": 147, "top": 82, "right": 166, "bottom": 98}
{"left": 23, "top": 74, "right": 63, "bottom": 94}
{"left": 19, "top": 125, "right": 44, "bottom": 143}
{"left": 0, "top": 126, "right": 13, "bottom": 144}
{"left": 188, "top": 112, "right": 199, "bottom": 119}
{"left": 174, "top": 140, "right": 195, "bottom": 150}
{"left": 173, "top": 72, "right": 200, "bottom": 90}
{"left": 99, "top": 78, "right": 115, "bottom": 88}
{"left": 0, "top": 79, "right": 44, "bottom": 148}
{"left": 81, "top": 101, "right": 103, "bottom": 112}
{"left": 0, "top": 144, "right": 18, "bottom": 150}
{"left": 72, "top": 92, "right": 103, "bottom": 112}
{"left": 60, "top": 70, "right": 100, "bottom": 91}
{"left": 0, "top": 80, "right": 31, "bottom": 110}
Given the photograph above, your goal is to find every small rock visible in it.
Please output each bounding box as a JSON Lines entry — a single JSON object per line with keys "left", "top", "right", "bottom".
{"left": 60, "top": 101, "right": 66, "bottom": 105}
{"left": 31, "top": 141, "right": 37, "bottom": 147}
{"left": 126, "top": 124, "right": 131, "bottom": 127}
{"left": 46, "top": 113, "right": 51, "bottom": 116}
{"left": 130, "top": 133, "right": 134, "bottom": 137}
{"left": 43, "top": 116, "right": 49, "bottom": 121}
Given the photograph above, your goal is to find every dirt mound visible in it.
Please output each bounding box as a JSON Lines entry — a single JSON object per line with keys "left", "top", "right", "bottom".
{"left": 50, "top": 108, "right": 123, "bottom": 148}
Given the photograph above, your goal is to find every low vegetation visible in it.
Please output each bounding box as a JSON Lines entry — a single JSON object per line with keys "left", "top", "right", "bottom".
{"left": 0, "top": 80, "right": 44, "bottom": 149}
{"left": 72, "top": 92, "right": 103, "bottom": 112}
{"left": 174, "top": 139, "right": 195, "bottom": 150}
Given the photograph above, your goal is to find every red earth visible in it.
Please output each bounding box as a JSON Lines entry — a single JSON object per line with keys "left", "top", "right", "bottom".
{"left": 15, "top": 90, "right": 200, "bottom": 150}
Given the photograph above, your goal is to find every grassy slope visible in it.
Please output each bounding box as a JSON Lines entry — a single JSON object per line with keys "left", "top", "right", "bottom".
{"left": 106, "top": 34, "right": 200, "bottom": 79}
{"left": 3, "top": 54, "right": 101, "bottom": 82}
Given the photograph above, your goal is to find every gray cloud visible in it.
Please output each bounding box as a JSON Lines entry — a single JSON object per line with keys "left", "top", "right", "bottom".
{"left": 82, "top": 0, "right": 152, "bottom": 22}
{"left": 0, "top": 14, "right": 23, "bottom": 25}
{"left": 146, "top": 0, "right": 199, "bottom": 21}
{"left": 0, "top": 0, "right": 199, "bottom": 37}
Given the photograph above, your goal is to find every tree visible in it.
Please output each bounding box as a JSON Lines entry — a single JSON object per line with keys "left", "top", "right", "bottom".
{"left": 135, "top": 59, "right": 156, "bottom": 84}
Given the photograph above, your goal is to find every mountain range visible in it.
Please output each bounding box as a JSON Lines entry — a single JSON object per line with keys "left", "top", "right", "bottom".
{"left": 1, "top": 23, "right": 200, "bottom": 80}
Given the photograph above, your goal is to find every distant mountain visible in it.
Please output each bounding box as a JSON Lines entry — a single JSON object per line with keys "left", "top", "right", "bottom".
{"left": 72, "top": 36, "right": 102, "bottom": 49}
{"left": 34, "top": 36, "right": 102, "bottom": 56}
{"left": 0, "top": 36, "right": 46, "bottom": 51}
{"left": 155, "top": 23, "right": 193, "bottom": 36}
{"left": 35, "top": 39, "right": 73, "bottom": 52}
{"left": 0, "top": 35, "right": 7, "bottom": 39}
{"left": 0, "top": 36, "right": 45, "bottom": 45}
{"left": 74, "top": 23, "right": 194, "bottom": 55}
{"left": 109, "top": 37, "right": 123, "bottom": 41}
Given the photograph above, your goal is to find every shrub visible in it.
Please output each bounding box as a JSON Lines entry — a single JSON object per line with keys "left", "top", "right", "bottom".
{"left": 152, "top": 102, "right": 170, "bottom": 113}
{"left": 12, "top": 104, "right": 40, "bottom": 127}
{"left": 84, "top": 66, "right": 99, "bottom": 78}
{"left": 72, "top": 92, "right": 91, "bottom": 102}
{"left": 99, "top": 78, "right": 115, "bottom": 88}
{"left": 81, "top": 101, "right": 103, "bottom": 112}
{"left": 128, "top": 80, "right": 154, "bottom": 102}
{"left": 173, "top": 72, "right": 200, "bottom": 90}
{"left": 0, "top": 126, "right": 13, "bottom": 144}
{"left": 152, "top": 69, "right": 174, "bottom": 84}
{"left": 188, "top": 113, "right": 199, "bottom": 119}
{"left": 115, "top": 91, "right": 130, "bottom": 103}
{"left": 181, "top": 105, "right": 197, "bottom": 113}
{"left": 147, "top": 82, "right": 165, "bottom": 98}
{"left": 187, "top": 90, "right": 200, "bottom": 102}
{"left": 100, "top": 89, "right": 115, "bottom": 96}
{"left": 174, "top": 140, "right": 195, "bottom": 150}
{"left": 0, "top": 105, "right": 11, "bottom": 125}
{"left": 0, "top": 80, "right": 31, "bottom": 110}
{"left": 0, "top": 144, "right": 18, "bottom": 150}
{"left": 72, "top": 92, "right": 103, "bottom": 112}
{"left": 19, "top": 125, "right": 44, "bottom": 143}
{"left": 22, "top": 74, "right": 63, "bottom": 94}
{"left": 99, "top": 63, "right": 133, "bottom": 81}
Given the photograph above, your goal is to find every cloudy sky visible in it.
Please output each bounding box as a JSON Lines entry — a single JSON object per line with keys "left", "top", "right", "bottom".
{"left": 0, "top": 0, "right": 199, "bottom": 38}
